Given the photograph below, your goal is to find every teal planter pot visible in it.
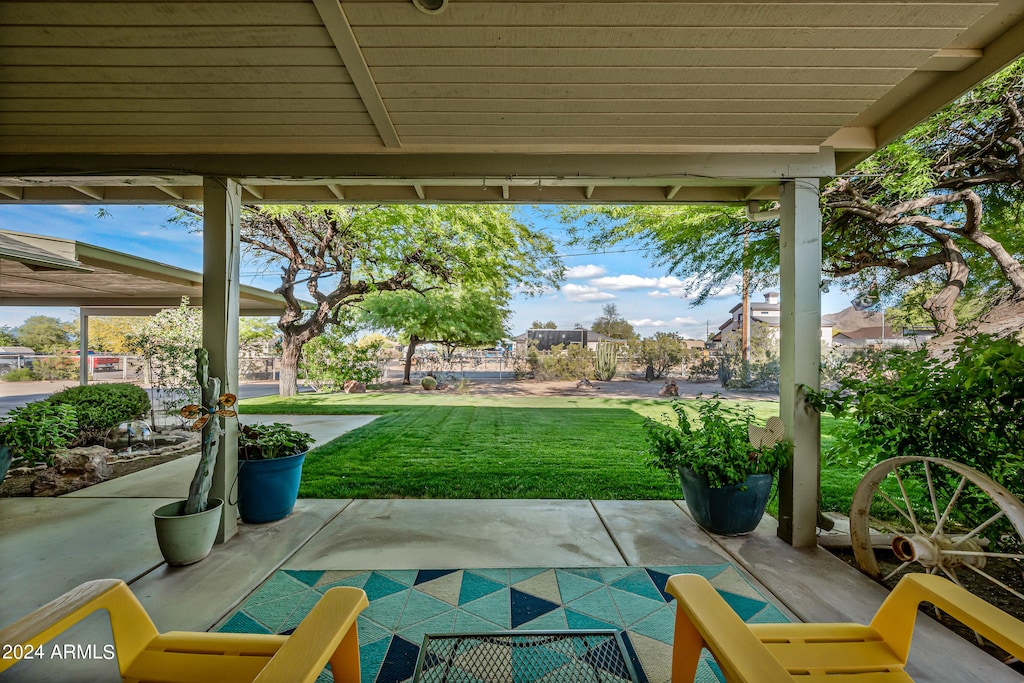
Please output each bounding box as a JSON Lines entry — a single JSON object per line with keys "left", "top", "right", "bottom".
{"left": 238, "top": 451, "right": 306, "bottom": 524}
{"left": 0, "top": 445, "right": 11, "bottom": 483}
{"left": 678, "top": 467, "right": 773, "bottom": 536}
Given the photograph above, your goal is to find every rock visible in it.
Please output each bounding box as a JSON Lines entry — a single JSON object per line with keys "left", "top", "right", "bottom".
{"left": 659, "top": 380, "right": 679, "bottom": 397}
{"left": 343, "top": 380, "right": 367, "bottom": 393}
{"left": 31, "top": 447, "right": 113, "bottom": 496}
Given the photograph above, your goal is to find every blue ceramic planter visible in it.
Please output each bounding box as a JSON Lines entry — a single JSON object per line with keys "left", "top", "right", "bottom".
{"left": 1, "top": 445, "right": 12, "bottom": 483}
{"left": 678, "top": 466, "right": 773, "bottom": 536}
{"left": 237, "top": 451, "right": 306, "bottom": 524}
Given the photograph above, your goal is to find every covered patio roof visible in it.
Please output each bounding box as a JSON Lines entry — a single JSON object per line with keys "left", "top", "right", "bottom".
{"left": 0, "top": 229, "right": 290, "bottom": 316}
{"left": 1, "top": 1, "right": 1022, "bottom": 204}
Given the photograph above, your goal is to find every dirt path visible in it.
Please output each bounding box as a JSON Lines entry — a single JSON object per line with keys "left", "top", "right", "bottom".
{"left": 375, "top": 376, "right": 780, "bottom": 401}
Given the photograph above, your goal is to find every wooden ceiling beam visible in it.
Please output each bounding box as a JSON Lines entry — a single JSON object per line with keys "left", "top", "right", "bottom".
{"left": 311, "top": 0, "right": 400, "bottom": 148}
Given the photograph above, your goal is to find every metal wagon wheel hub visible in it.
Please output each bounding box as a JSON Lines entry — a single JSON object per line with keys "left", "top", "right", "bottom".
{"left": 850, "top": 456, "right": 1024, "bottom": 603}
{"left": 890, "top": 533, "right": 987, "bottom": 570}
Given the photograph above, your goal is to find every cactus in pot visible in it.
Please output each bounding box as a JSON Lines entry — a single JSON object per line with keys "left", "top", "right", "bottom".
{"left": 181, "top": 348, "right": 236, "bottom": 515}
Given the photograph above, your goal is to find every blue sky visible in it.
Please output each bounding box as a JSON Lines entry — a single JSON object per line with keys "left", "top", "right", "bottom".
{"left": 0, "top": 204, "right": 856, "bottom": 340}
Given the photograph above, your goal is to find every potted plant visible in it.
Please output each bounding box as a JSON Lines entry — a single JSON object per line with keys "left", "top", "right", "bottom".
{"left": 152, "top": 348, "right": 235, "bottom": 565}
{"left": 236, "top": 422, "right": 314, "bottom": 524}
{"left": 644, "top": 395, "right": 791, "bottom": 535}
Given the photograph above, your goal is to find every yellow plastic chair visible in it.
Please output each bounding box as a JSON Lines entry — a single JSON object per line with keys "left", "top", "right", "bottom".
{"left": 667, "top": 572, "right": 1024, "bottom": 682}
{"left": 0, "top": 578, "right": 368, "bottom": 683}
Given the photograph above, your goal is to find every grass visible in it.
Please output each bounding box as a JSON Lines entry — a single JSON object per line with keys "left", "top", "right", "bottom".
{"left": 241, "top": 391, "right": 859, "bottom": 505}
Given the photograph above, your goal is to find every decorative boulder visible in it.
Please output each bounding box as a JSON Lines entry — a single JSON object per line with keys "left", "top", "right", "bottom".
{"left": 343, "top": 380, "right": 367, "bottom": 393}
{"left": 31, "top": 447, "right": 113, "bottom": 496}
{"left": 659, "top": 380, "right": 679, "bottom": 397}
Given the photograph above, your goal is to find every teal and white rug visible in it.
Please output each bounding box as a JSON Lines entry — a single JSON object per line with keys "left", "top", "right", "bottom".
{"left": 220, "top": 564, "right": 788, "bottom": 683}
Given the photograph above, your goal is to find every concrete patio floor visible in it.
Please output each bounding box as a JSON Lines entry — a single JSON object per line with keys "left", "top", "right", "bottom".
{"left": 1, "top": 414, "right": 1019, "bottom": 682}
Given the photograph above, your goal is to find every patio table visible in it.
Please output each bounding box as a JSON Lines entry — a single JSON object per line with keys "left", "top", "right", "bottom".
{"left": 412, "top": 629, "right": 640, "bottom": 682}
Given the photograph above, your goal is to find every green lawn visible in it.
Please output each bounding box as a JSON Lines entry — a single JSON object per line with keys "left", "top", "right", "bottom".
{"left": 241, "top": 391, "right": 859, "bottom": 505}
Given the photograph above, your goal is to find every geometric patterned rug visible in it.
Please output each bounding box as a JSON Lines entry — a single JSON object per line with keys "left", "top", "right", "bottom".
{"left": 220, "top": 564, "right": 789, "bottom": 683}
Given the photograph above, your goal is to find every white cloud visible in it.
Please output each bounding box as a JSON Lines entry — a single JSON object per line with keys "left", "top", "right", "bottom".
{"left": 565, "top": 264, "right": 607, "bottom": 279}
{"left": 628, "top": 316, "right": 700, "bottom": 328}
{"left": 708, "top": 284, "right": 740, "bottom": 298}
{"left": 563, "top": 284, "right": 616, "bottom": 302}
{"left": 59, "top": 205, "right": 90, "bottom": 214}
{"left": 589, "top": 274, "right": 677, "bottom": 290}
{"left": 648, "top": 290, "right": 673, "bottom": 299}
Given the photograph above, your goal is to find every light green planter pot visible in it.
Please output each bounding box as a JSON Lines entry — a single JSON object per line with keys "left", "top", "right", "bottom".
{"left": 152, "top": 498, "right": 223, "bottom": 566}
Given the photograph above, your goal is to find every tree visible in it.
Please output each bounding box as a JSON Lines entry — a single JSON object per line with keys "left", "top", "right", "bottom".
{"left": 531, "top": 320, "right": 558, "bottom": 329}
{"left": 591, "top": 303, "right": 636, "bottom": 340}
{"left": 719, "top": 322, "right": 780, "bottom": 390}
{"left": 0, "top": 326, "right": 17, "bottom": 346}
{"left": 14, "top": 315, "right": 76, "bottom": 352}
{"left": 125, "top": 298, "right": 203, "bottom": 406}
{"left": 822, "top": 58, "right": 1024, "bottom": 332}
{"left": 89, "top": 316, "right": 138, "bottom": 353}
{"left": 562, "top": 205, "right": 773, "bottom": 306}
{"left": 361, "top": 286, "right": 510, "bottom": 384}
{"left": 630, "top": 332, "right": 686, "bottom": 379}
{"left": 177, "top": 204, "right": 561, "bottom": 396}
{"left": 238, "top": 318, "right": 278, "bottom": 355}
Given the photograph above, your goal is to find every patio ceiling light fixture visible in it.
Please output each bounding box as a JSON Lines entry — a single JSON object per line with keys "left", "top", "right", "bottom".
{"left": 412, "top": 0, "right": 448, "bottom": 14}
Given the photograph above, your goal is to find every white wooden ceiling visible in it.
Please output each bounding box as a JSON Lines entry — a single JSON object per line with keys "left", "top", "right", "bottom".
{"left": 0, "top": 0, "right": 1022, "bottom": 204}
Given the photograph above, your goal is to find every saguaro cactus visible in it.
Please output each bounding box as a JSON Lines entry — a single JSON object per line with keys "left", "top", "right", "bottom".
{"left": 594, "top": 342, "right": 618, "bottom": 381}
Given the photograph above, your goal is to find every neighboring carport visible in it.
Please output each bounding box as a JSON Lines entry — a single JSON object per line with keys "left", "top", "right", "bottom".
{"left": 1, "top": 0, "right": 1022, "bottom": 546}
{"left": 0, "top": 228, "right": 290, "bottom": 383}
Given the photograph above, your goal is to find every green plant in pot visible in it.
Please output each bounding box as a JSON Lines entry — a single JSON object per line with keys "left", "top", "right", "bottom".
{"left": 236, "top": 422, "right": 314, "bottom": 524}
{"left": 153, "top": 348, "right": 235, "bottom": 566}
{"left": 645, "top": 395, "right": 791, "bottom": 535}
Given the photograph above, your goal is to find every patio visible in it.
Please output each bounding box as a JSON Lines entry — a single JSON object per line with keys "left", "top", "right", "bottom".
{"left": 0, "top": 416, "right": 1016, "bottom": 682}
{"left": 3, "top": 2, "right": 1024, "bottom": 680}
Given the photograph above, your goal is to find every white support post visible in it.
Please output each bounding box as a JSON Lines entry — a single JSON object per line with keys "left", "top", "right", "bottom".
{"left": 203, "top": 177, "right": 242, "bottom": 543}
{"left": 777, "top": 178, "right": 822, "bottom": 547}
{"left": 79, "top": 311, "right": 89, "bottom": 385}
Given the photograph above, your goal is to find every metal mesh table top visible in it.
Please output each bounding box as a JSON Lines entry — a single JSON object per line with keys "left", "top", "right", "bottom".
{"left": 412, "top": 629, "right": 640, "bottom": 683}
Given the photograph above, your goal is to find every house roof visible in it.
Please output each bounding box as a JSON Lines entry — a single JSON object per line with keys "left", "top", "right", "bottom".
{"left": 1, "top": 1, "right": 1022, "bottom": 205}
{"left": 0, "top": 230, "right": 295, "bottom": 316}
{"left": 834, "top": 325, "right": 899, "bottom": 340}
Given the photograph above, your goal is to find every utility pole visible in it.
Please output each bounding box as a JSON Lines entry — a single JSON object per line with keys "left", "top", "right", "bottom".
{"left": 741, "top": 231, "right": 750, "bottom": 364}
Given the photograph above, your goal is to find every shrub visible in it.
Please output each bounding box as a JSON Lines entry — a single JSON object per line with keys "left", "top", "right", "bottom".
{"left": 45, "top": 383, "right": 151, "bottom": 446}
{"left": 301, "top": 331, "right": 386, "bottom": 392}
{"left": 0, "top": 402, "right": 79, "bottom": 465}
{"left": 1, "top": 368, "right": 42, "bottom": 382}
{"left": 808, "top": 334, "right": 1024, "bottom": 493}
{"left": 33, "top": 356, "right": 78, "bottom": 380}
{"left": 421, "top": 375, "right": 438, "bottom": 390}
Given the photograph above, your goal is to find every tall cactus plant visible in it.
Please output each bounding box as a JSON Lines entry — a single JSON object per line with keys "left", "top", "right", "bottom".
{"left": 594, "top": 342, "right": 618, "bottom": 381}
{"left": 182, "top": 348, "right": 236, "bottom": 515}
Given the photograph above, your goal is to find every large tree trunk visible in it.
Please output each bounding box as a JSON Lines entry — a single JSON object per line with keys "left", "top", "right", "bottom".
{"left": 279, "top": 334, "right": 303, "bottom": 397}
{"left": 402, "top": 335, "right": 421, "bottom": 385}
{"left": 923, "top": 235, "right": 969, "bottom": 334}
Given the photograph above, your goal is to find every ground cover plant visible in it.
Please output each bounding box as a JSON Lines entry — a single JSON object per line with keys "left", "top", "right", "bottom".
{"left": 240, "top": 392, "right": 844, "bottom": 502}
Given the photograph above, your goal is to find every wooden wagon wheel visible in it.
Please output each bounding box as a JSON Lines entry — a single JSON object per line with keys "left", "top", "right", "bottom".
{"left": 850, "top": 456, "right": 1024, "bottom": 603}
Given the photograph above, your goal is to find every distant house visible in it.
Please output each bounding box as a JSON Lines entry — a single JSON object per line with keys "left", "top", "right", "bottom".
{"left": 514, "top": 329, "right": 627, "bottom": 353}
{"left": 709, "top": 293, "right": 835, "bottom": 348}
{"left": 827, "top": 307, "right": 937, "bottom": 350}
